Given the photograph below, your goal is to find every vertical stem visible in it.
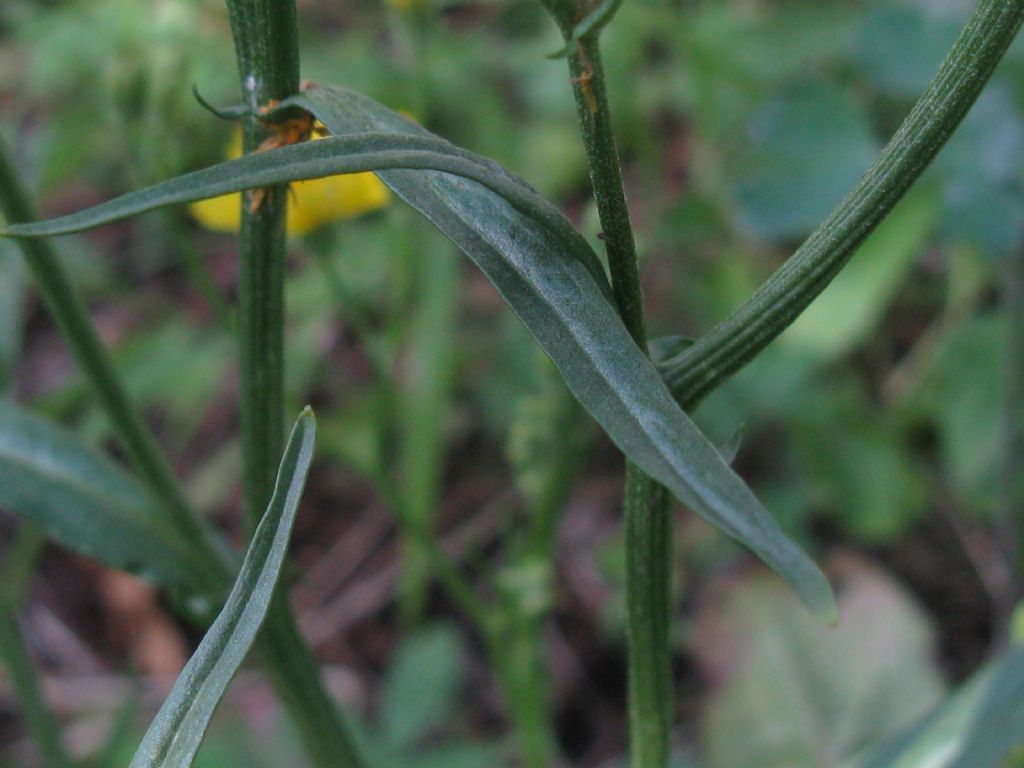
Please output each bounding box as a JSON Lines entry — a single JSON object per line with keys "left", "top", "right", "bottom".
{"left": 225, "top": 0, "right": 298, "bottom": 530}
{"left": 563, "top": 34, "right": 673, "bottom": 768}
{"left": 489, "top": 616, "right": 558, "bottom": 768}
{"left": 222, "top": 4, "right": 364, "bottom": 767}
{"left": 566, "top": 40, "right": 645, "bottom": 345}
{"left": 624, "top": 474, "right": 672, "bottom": 767}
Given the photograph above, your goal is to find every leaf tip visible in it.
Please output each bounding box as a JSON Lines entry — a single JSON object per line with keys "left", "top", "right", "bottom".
{"left": 801, "top": 572, "right": 838, "bottom": 626}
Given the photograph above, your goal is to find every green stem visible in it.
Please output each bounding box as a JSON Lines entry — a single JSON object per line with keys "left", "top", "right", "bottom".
{"left": 223, "top": 4, "right": 364, "bottom": 766}
{"left": 561, "top": 31, "right": 673, "bottom": 768}
{"left": 566, "top": 39, "right": 645, "bottom": 346}
{"left": 487, "top": 614, "right": 557, "bottom": 768}
{"left": 225, "top": 0, "right": 299, "bottom": 530}
{"left": 661, "top": 0, "right": 1024, "bottom": 410}
{"left": 624, "top": 474, "right": 672, "bottom": 767}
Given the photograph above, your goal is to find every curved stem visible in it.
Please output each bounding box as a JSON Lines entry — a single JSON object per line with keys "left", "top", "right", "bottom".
{"left": 662, "top": 0, "right": 1024, "bottom": 410}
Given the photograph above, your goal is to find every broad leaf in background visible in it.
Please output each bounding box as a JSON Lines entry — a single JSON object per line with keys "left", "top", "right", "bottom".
{"left": 345, "top": 623, "right": 499, "bottom": 768}
{"left": 381, "top": 624, "right": 465, "bottom": 751}
{"left": 730, "top": 82, "right": 877, "bottom": 241}
{"left": 841, "top": 648, "right": 1024, "bottom": 768}
{"left": 791, "top": 387, "right": 927, "bottom": 543}
{"left": 0, "top": 399, "right": 201, "bottom": 588}
{"left": 697, "top": 559, "right": 945, "bottom": 768}
{"left": 933, "top": 85, "right": 1024, "bottom": 256}
{"left": 854, "top": 5, "right": 959, "bottom": 100}
{"left": 917, "top": 313, "right": 1004, "bottom": 514}
{"left": 128, "top": 408, "right": 316, "bottom": 768}
{"left": 0, "top": 86, "right": 835, "bottom": 619}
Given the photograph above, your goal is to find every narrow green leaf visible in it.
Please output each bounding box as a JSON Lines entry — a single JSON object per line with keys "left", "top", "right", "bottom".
{"left": 381, "top": 623, "right": 465, "bottom": 750}
{"left": 0, "top": 399, "right": 201, "bottom": 589}
{"left": 841, "top": 648, "right": 1024, "bottom": 768}
{"left": 129, "top": 408, "right": 316, "bottom": 768}
{"left": 291, "top": 85, "right": 835, "bottom": 620}
{"left": 0, "top": 87, "right": 834, "bottom": 618}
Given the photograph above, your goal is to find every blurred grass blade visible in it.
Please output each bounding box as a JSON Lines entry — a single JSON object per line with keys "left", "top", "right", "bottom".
{"left": 0, "top": 242, "right": 24, "bottom": 391}
{"left": 0, "top": 525, "right": 75, "bottom": 768}
{"left": 0, "top": 399, "right": 202, "bottom": 589}
{"left": 129, "top": 408, "right": 316, "bottom": 768}
{"left": 0, "top": 614, "right": 75, "bottom": 768}
{"left": 841, "top": 648, "right": 1024, "bottom": 768}
{"left": 0, "top": 87, "right": 833, "bottom": 618}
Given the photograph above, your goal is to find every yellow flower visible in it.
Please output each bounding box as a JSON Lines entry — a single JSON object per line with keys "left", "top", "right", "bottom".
{"left": 189, "top": 128, "right": 391, "bottom": 235}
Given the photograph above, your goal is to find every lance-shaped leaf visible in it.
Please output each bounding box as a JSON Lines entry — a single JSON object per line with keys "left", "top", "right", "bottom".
{"left": 0, "top": 89, "right": 834, "bottom": 620}
{"left": 0, "top": 399, "right": 201, "bottom": 588}
{"left": 841, "top": 647, "right": 1024, "bottom": 768}
{"left": 129, "top": 408, "right": 316, "bottom": 768}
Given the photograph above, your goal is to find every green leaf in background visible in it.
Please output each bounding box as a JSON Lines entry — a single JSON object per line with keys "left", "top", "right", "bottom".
{"left": 697, "top": 560, "right": 945, "bottom": 768}
{"left": 918, "top": 313, "right": 1004, "bottom": 513}
{"left": 0, "top": 85, "right": 835, "bottom": 619}
{"left": 381, "top": 623, "right": 465, "bottom": 751}
{"left": 780, "top": 186, "right": 937, "bottom": 360}
{"left": 730, "top": 82, "right": 877, "bottom": 241}
{"left": 409, "top": 746, "right": 503, "bottom": 768}
{"left": 0, "top": 399, "right": 201, "bottom": 588}
{"left": 841, "top": 648, "right": 1024, "bottom": 768}
{"left": 854, "top": 5, "right": 959, "bottom": 100}
{"left": 933, "top": 86, "right": 1024, "bottom": 256}
{"left": 128, "top": 408, "right": 316, "bottom": 768}
{"left": 791, "top": 387, "right": 927, "bottom": 543}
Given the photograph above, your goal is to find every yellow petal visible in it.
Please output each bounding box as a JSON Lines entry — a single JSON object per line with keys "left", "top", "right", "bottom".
{"left": 189, "top": 129, "right": 391, "bottom": 235}
{"left": 189, "top": 192, "right": 243, "bottom": 233}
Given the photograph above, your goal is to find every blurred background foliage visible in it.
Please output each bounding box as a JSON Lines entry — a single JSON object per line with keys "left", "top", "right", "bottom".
{"left": 1, "top": 0, "right": 1024, "bottom": 765}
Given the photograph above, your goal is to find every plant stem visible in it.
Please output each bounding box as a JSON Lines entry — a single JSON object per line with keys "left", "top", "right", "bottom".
{"left": 223, "top": 4, "right": 364, "bottom": 766}
{"left": 225, "top": 0, "right": 299, "bottom": 530}
{"left": 661, "top": 0, "right": 1024, "bottom": 411}
{"left": 624, "top": 473, "right": 672, "bottom": 767}
{"left": 488, "top": 614, "right": 557, "bottom": 768}
{"left": 563, "top": 33, "right": 673, "bottom": 768}
{"left": 567, "top": 40, "right": 644, "bottom": 345}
